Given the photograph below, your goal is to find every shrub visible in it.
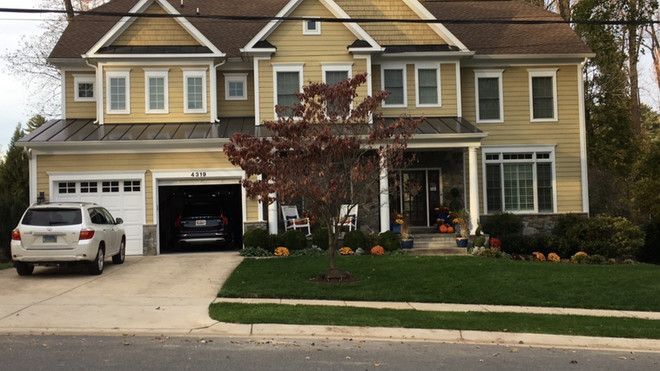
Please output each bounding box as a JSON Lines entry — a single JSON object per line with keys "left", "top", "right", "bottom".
{"left": 274, "top": 247, "right": 290, "bottom": 257}
{"left": 477, "top": 248, "right": 511, "bottom": 259}
{"left": 311, "top": 227, "right": 329, "bottom": 251}
{"left": 343, "top": 230, "right": 367, "bottom": 250}
{"left": 532, "top": 252, "right": 546, "bottom": 261}
{"left": 547, "top": 252, "right": 561, "bottom": 262}
{"left": 240, "top": 246, "right": 271, "bottom": 257}
{"left": 640, "top": 219, "right": 660, "bottom": 264}
{"left": 370, "top": 245, "right": 385, "bottom": 255}
{"left": 502, "top": 233, "right": 554, "bottom": 256}
{"left": 355, "top": 247, "right": 366, "bottom": 255}
{"left": 554, "top": 215, "right": 645, "bottom": 259}
{"left": 482, "top": 213, "right": 523, "bottom": 243}
{"left": 489, "top": 237, "right": 502, "bottom": 250}
{"left": 377, "top": 231, "right": 401, "bottom": 252}
{"left": 277, "top": 230, "right": 308, "bottom": 251}
{"left": 587, "top": 254, "right": 607, "bottom": 265}
{"left": 473, "top": 235, "right": 486, "bottom": 248}
{"left": 570, "top": 251, "right": 589, "bottom": 264}
{"left": 339, "top": 246, "right": 354, "bottom": 255}
{"left": 243, "top": 229, "right": 270, "bottom": 250}
{"left": 290, "top": 247, "right": 325, "bottom": 257}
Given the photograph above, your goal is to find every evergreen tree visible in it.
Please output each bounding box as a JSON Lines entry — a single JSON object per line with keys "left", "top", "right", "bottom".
{"left": 0, "top": 126, "right": 29, "bottom": 261}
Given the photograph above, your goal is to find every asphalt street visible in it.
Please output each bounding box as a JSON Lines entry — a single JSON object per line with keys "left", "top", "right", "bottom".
{"left": 0, "top": 335, "right": 658, "bottom": 370}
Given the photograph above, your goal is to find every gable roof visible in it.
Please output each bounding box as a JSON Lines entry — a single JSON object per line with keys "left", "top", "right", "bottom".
{"left": 50, "top": 0, "right": 590, "bottom": 60}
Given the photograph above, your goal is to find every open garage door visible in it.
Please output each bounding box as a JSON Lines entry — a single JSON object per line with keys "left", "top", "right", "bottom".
{"left": 158, "top": 184, "right": 242, "bottom": 254}
{"left": 50, "top": 177, "right": 145, "bottom": 255}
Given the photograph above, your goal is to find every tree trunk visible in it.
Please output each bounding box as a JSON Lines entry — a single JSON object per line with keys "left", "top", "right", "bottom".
{"left": 557, "top": 0, "right": 572, "bottom": 21}
{"left": 327, "top": 224, "right": 338, "bottom": 271}
{"left": 63, "top": 0, "right": 75, "bottom": 21}
{"left": 627, "top": 0, "right": 642, "bottom": 136}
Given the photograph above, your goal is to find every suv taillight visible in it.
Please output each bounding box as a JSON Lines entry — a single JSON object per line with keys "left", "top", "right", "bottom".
{"left": 175, "top": 215, "right": 182, "bottom": 229}
{"left": 79, "top": 230, "right": 95, "bottom": 240}
{"left": 11, "top": 230, "right": 20, "bottom": 241}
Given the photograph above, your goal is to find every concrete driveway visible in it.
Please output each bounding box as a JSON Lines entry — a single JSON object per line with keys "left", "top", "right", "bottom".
{"left": 0, "top": 252, "right": 242, "bottom": 334}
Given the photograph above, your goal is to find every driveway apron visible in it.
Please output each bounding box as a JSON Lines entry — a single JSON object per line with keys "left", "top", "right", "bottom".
{"left": 0, "top": 252, "right": 242, "bottom": 333}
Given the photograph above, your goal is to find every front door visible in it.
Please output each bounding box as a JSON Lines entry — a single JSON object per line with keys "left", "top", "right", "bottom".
{"left": 391, "top": 169, "right": 442, "bottom": 227}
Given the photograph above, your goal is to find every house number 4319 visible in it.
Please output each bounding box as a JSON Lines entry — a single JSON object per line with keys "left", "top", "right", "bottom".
{"left": 191, "top": 171, "right": 207, "bottom": 178}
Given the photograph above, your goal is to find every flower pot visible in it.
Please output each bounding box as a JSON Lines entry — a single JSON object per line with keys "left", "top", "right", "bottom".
{"left": 400, "top": 239, "right": 414, "bottom": 249}
{"left": 456, "top": 238, "right": 468, "bottom": 248}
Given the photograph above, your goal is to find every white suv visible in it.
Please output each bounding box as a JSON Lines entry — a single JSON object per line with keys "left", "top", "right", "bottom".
{"left": 10, "top": 203, "right": 126, "bottom": 276}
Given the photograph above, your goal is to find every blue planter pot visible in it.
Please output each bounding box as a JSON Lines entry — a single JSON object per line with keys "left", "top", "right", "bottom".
{"left": 400, "top": 239, "right": 414, "bottom": 249}
{"left": 390, "top": 224, "right": 401, "bottom": 234}
{"left": 456, "top": 238, "right": 468, "bottom": 248}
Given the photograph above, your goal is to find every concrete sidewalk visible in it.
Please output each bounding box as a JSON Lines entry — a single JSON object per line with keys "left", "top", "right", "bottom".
{"left": 214, "top": 297, "right": 660, "bottom": 320}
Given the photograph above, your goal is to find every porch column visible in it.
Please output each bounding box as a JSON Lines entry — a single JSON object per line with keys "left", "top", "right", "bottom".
{"left": 268, "top": 194, "right": 278, "bottom": 234}
{"left": 379, "top": 154, "right": 390, "bottom": 233}
{"left": 468, "top": 146, "right": 480, "bottom": 234}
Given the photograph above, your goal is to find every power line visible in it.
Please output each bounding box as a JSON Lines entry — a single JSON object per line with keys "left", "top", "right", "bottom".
{"left": 0, "top": 7, "right": 657, "bottom": 26}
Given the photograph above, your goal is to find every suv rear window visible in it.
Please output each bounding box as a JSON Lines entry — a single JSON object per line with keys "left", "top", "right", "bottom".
{"left": 22, "top": 208, "right": 82, "bottom": 226}
{"left": 183, "top": 203, "right": 221, "bottom": 217}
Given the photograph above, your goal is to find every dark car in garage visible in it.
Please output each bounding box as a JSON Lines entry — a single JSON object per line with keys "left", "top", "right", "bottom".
{"left": 175, "top": 201, "right": 232, "bottom": 247}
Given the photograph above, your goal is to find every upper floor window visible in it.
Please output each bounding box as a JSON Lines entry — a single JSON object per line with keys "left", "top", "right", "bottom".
{"left": 183, "top": 69, "right": 207, "bottom": 114}
{"left": 145, "top": 69, "right": 169, "bottom": 114}
{"left": 415, "top": 63, "right": 440, "bottom": 107}
{"left": 303, "top": 18, "right": 321, "bottom": 35}
{"left": 475, "top": 70, "right": 504, "bottom": 123}
{"left": 74, "top": 75, "right": 95, "bottom": 102}
{"left": 274, "top": 65, "right": 303, "bottom": 118}
{"left": 529, "top": 69, "right": 558, "bottom": 122}
{"left": 323, "top": 64, "right": 352, "bottom": 117}
{"left": 106, "top": 70, "right": 130, "bottom": 114}
{"left": 224, "top": 73, "right": 248, "bottom": 101}
{"left": 381, "top": 64, "right": 406, "bottom": 108}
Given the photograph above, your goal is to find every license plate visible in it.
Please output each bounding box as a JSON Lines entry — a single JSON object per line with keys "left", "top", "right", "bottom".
{"left": 43, "top": 235, "right": 57, "bottom": 243}
{"left": 195, "top": 220, "right": 207, "bottom": 226}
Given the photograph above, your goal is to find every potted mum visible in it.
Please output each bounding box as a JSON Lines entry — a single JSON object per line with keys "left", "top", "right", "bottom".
{"left": 391, "top": 212, "right": 404, "bottom": 234}
{"left": 453, "top": 210, "right": 470, "bottom": 248}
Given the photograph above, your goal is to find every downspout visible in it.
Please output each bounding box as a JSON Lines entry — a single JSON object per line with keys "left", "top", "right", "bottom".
{"left": 211, "top": 59, "right": 227, "bottom": 123}
{"left": 84, "top": 59, "right": 100, "bottom": 125}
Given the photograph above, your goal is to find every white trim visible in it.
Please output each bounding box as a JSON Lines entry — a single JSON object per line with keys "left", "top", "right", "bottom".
{"left": 73, "top": 74, "right": 96, "bottom": 103}
{"left": 241, "top": 0, "right": 382, "bottom": 53}
{"left": 474, "top": 69, "right": 504, "bottom": 124}
{"left": 144, "top": 68, "right": 169, "bottom": 114}
{"left": 84, "top": 0, "right": 224, "bottom": 59}
{"left": 106, "top": 70, "right": 131, "bottom": 115}
{"left": 29, "top": 152, "right": 37, "bottom": 204}
{"left": 380, "top": 63, "right": 407, "bottom": 108}
{"left": 414, "top": 62, "right": 441, "bottom": 108}
{"left": 210, "top": 62, "right": 218, "bottom": 123}
{"left": 224, "top": 73, "right": 248, "bottom": 101}
{"left": 97, "top": 64, "right": 104, "bottom": 124}
{"left": 60, "top": 70, "right": 66, "bottom": 119}
{"left": 321, "top": 63, "right": 352, "bottom": 83}
{"left": 273, "top": 64, "right": 304, "bottom": 118}
{"left": 528, "top": 68, "right": 559, "bottom": 122}
{"left": 577, "top": 61, "right": 590, "bottom": 214}
{"left": 455, "top": 61, "right": 462, "bottom": 117}
{"left": 302, "top": 17, "right": 321, "bottom": 35}
{"left": 400, "top": 0, "right": 469, "bottom": 52}
{"left": 183, "top": 68, "right": 208, "bottom": 114}
{"left": 468, "top": 146, "right": 480, "bottom": 233}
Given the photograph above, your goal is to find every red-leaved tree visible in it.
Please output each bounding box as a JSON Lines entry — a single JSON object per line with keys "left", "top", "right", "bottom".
{"left": 224, "top": 74, "right": 418, "bottom": 279}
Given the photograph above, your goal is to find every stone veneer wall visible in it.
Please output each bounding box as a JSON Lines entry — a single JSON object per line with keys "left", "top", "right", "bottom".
{"left": 143, "top": 224, "right": 157, "bottom": 255}
{"left": 480, "top": 213, "right": 588, "bottom": 235}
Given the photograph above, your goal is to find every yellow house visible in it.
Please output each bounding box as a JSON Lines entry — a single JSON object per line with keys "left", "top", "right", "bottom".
{"left": 19, "top": 0, "right": 593, "bottom": 255}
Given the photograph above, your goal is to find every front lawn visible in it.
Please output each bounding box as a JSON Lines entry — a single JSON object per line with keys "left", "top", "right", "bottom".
{"left": 210, "top": 303, "right": 660, "bottom": 339}
{"left": 219, "top": 256, "right": 660, "bottom": 311}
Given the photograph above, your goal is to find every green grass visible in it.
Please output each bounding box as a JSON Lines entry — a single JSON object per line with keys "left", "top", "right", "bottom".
{"left": 219, "top": 256, "right": 660, "bottom": 311}
{"left": 0, "top": 263, "right": 11, "bottom": 270}
{"left": 209, "top": 303, "right": 660, "bottom": 339}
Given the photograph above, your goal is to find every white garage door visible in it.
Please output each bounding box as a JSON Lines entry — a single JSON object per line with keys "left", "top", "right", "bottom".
{"left": 51, "top": 178, "right": 145, "bottom": 255}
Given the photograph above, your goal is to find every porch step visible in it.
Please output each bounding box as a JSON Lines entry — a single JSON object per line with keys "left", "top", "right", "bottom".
{"left": 406, "top": 247, "right": 469, "bottom": 256}
{"left": 405, "top": 232, "right": 466, "bottom": 255}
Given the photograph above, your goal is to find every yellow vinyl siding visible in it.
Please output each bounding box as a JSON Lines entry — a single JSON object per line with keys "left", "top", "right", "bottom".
{"left": 372, "top": 63, "right": 458, "bottom": 116}
{"left": 104, "top": 66, "right": 210, "bottom": 124}
{"left": 462, "top": 65, "right": 583, "bottom": 213}
{"left": 218, "top": 71, "right": 255, "bottom": 117}
{"left": 111, "top": 3, "right": 199, "bottom": 46}
{"left": 334, "top": 0, "right": 445, "bottom": 45}
{"left": 258, "top": 0, "right": 368, "bottom": 122}
{"left": 36, "top": 151, "right": 260, "bottom": 224}
{"left": 65, "top": 71, "right": 96, "bottom": 119}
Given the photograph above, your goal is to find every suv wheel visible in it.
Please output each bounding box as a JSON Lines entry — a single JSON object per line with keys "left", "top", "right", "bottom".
{"left": 112, "top": 239, "right": 125, "bottom": 265}
{"left": 15, "top": 262, "right": 34, "bottom": 276}
{"left": 89, "top": 246, "right": 105, "bottom": 275}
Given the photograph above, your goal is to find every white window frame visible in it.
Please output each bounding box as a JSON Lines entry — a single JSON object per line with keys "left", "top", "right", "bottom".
{"left": 224, "top": 73, "right": 248, "bottom": 101}
{"left": 183, "top": 68, "right": 208, "bottom": 114}
{"left": 528, "top": 68, "right": 559, "bottom": 123}
{"left": 474, "top": 69, "right": 504, "bottom": 124}
{"left": 273, "top": 64, "right": 304, "bottom": 118}
{"left": 73, "top": 74, "right": 96, "bottom": 102}
{"left": 482, "top": 146, "right": 558, "bottom": 215}
{"left": 414, "top": 63, "right": 441, "bottom": 108}
{"left": 380, "top": 63, "right": 407, "bottom": 108}
{"left": 106, "top": 70, "right": 130, "bottom": 115}
{"left": 321, "top": 64, "right": 352, "bottom": 84}
{"left": 144, "top": 69, "right": 169, "bottom": 114}
{"left": 302, "top": 17, "right": 321, "bottom": 35}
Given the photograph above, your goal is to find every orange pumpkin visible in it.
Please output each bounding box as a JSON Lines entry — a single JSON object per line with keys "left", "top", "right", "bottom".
{"left": 446, "top": 226, "right": 455, "bottom": 234}
{"left": 439, "top": 224, "right": 449, "bottom": 233}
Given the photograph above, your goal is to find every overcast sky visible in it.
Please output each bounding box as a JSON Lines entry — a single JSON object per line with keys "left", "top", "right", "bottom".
{"left": 0, "top": 0, "right": 658, "bottom": 153}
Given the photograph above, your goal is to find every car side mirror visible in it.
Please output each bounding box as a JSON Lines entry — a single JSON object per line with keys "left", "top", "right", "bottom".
{"left": 115, "top": 218, "right": 124, "bottom": 225}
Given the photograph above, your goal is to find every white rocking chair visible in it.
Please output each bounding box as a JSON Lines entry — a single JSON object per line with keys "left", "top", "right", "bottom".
{"left": 281, "top": 205, "right": 311, "bottom": 236}
{"left": 335, "top": 204, "right": 358, "bottom": 232}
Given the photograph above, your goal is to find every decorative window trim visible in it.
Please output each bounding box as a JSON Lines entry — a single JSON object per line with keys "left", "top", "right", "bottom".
{"left": 144, "top": 69, "right": 169, "bottom": 114}
{"left": 272, "top": 64, "right": 304, "bottom": 118}
{"left": 380, "top": 63, "right": 407, "bottom": 108}
{"left": 414, "top": 63, "right": 441, "bottom": 108}
{"left": 182, "top": 68, "right": 208, "bottom": 114}
{"left": 73, "top": 74, "right": 96, "bottom": 102}
{"left": 528, "top": 68, "right": 559, "bottom": 123}
{"left": 224, "top": 73, "right": 248, "bottom": 101}
{"left": 481, "top": 145, "right": 558, "bottom": 215}
{"left": 474, "top": 69, "right": 504, "bottom": 124}
{"left": 302, "top": 17, "right": 321, "bottom": 35}
{"left": 106, "top": 70, "right": 131, "bottom": 115}
{"left": 321, "top": 64, "right": 353, "bottom": 84}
